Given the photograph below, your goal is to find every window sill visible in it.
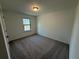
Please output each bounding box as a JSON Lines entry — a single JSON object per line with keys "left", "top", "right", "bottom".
{"left": 24, "top": 30, "right": 31, "bottom": 32}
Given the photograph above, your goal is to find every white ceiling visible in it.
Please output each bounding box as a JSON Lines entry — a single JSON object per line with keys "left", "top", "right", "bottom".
{"left": 1, "top": 0, "right": 78, "bottom": 16}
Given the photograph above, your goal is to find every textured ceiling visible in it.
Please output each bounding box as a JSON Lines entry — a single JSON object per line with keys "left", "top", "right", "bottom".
{"left": 1, "top": 0, "right": 78, "bottom": 16}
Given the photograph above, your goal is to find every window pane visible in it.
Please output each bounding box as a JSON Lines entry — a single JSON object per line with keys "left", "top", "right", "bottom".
{"left": 23, "top": 19, "right": 30, "bottom": 24}
{"left": 24, "top": 25, "right": 30, "bottom": 31}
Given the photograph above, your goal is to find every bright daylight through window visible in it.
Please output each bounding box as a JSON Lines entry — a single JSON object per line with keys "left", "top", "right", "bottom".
{"left": 23, "top": 18, "right": 31, "bottom": 31}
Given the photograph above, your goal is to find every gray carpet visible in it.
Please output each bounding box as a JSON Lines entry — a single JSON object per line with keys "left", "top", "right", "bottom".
{"left": 9, "top": 35, "right": 69, "bottom": 59}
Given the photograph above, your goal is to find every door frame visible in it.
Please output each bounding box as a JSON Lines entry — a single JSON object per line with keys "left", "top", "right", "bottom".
{"left": 0, "top": 5, "right": 11, "bottom": 59}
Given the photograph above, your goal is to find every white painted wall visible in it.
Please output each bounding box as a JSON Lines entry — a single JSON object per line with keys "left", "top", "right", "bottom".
{"left": 69, "top": 2, "right": 79, "bottom": 59}
{"left": 3, "top": 11, "right": 37, "bottom": 41}
{"left": 37, "top": 9, "right": 75, "bottom": 44}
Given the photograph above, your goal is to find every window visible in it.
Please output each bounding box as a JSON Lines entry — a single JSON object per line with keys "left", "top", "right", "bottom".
{"left": 23, "top": 18, "right": 31, "bottom": 31}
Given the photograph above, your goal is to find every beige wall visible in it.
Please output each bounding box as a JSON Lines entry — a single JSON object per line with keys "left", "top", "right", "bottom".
{"left": 69, "top": 2, "right": 79, "bottom": 59}
{"left": 37, "top": 9, "right": 75, "bottom": 44}
{"left": 3, "top": 11, "right": 37, "bottom": 41}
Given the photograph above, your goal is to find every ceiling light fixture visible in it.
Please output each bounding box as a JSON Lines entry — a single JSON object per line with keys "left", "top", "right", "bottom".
{"left": 33, "top": 6, "right": 39, "bottom": 11}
